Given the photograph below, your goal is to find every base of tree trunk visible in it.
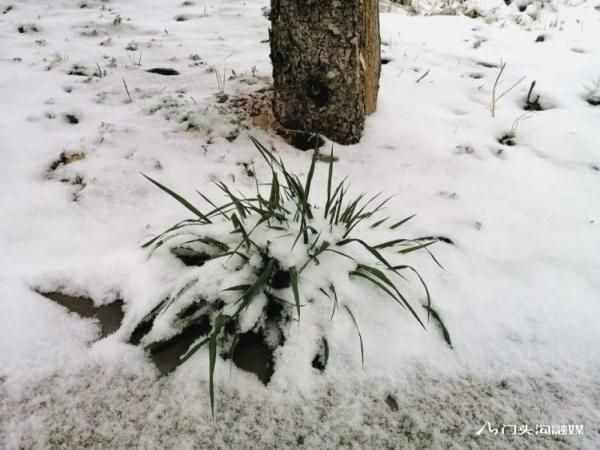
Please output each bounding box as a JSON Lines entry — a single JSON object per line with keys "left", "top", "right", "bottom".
{"left": 270, "top": 0, "right": 381, "bottom": 146}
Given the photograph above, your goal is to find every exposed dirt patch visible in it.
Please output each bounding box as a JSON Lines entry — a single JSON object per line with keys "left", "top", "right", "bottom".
{"left": 171, "top": 246, "right": 212, "bottom": 266}
{"left": 49, "top": 151, "right": 85, "bottom": 171}
{"left": 498, "top": 132, "right": 517, "bottom": 146}
{"left": 231, "top": 331, "right": 275, "bottom": 385}
{"left": 311, "top": 337, "right": 329, "bottom": 372}
{"left": 385, "top": 394, "right": 399, "bottom": 412}
{"left": 36, "top": 291, "right": 124, "bottom": 339}
{"left": 226, "top": 87, "right": 276, "bottom": 131}
{"left": 586, "top": 95, "right": 600, "bottom": 106}
{"left": 17, "top": 23, "right": 39, "bottom": 34}
{"left": 67, "top": 64, "right": 92, "bottom": 77}
{"left": 225, "top": 87, "right": 325, "bottom": 150}
{"left": 63, "top": 113, "right": 80, "bottom": 125}
{"left": 145, "top": 319, "right": 212, "bottom": 375}
{"left": 523, "top": 81, "right": 555, "bottom": 111}
{"left": 146, "top": 68, "right": 180, "bottom": 76}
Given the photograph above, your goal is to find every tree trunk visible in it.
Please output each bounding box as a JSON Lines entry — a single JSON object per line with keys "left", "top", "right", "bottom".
{"left": 270, "top": 0, "right": 381, "bottom": 146}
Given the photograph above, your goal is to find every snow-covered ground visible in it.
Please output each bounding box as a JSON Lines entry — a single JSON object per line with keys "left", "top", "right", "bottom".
{"left": 1, "top": 0, "right": 599, "bottom": 448}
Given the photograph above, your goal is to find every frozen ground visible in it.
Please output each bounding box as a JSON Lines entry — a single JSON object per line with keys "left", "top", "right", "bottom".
{"left": 0, "top": 0, "right": 599, "bottom": 448}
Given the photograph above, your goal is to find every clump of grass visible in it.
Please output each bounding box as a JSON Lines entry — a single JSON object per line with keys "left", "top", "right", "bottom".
{"left": 136, "top": 137, "right": 448, "bottom": 416}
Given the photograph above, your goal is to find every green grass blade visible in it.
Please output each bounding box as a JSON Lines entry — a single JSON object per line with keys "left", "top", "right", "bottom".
{"left": 397, "top": 240, "right": 437, "bottom": 254}
{"left": 341, "top": 193, "right": 365, "bottom": 224}
{"left": 352, "top": 265, "right": 426, "bottom": 329}
{"left": 307, "top": 232, "right": 322, "bottom": 252}
{"left": 324, "top": 145, "right": 334, "bottom": 218}
{"left": 350, "top": 270, "right": 405, "bottom": 310}
{"left": 182, "top": 236, "right": 229, "bottom": 252}
{"left": 249, "top": 136, "right": 278, "bottom": 170}
{"left": 268, "top": 172, "right": 280, "bottom": 211}
{"left": 326, "top": 178, "right": 347, "bottom": 221}
{"left": 389, "top": 214, "right": 416, "bottom": 230}
{"left": 267, "top": 290, "right": 305, "bottom": 308}
{"left": 390, "top": 264, "right": 432, "bottom": 322}
{"left": 236, "top": 259, "right": 276, "bottom": 311}
{"left": 205, "top": 201, "right": 238, "bottom": 220}
{"left": 319, "top": 287, "right": 334, "bottom": 319}
{"left": 343, "top": 305, "right": 365, "bottom": 368}
{"left": 370, "top": 217, "right": 389, "bottom": 229}
{"left": 425, "top": 248, "right": 445, "bottom": 270}
{"left": 321, "top": 248, "right": 356, "bottom": 263}
{"left": 336, "top": 238, "right": 395, "bottom": 271}
{"left": 142, "top": 173, "right": 211, "bottom": 223}
{"left": 230, "top": 213, "right": 251, "bottom": 248}
{"left": 209, "top": 314, "right": 225, "bottom": 418}
{"left": 304, "top": 147, "right": 319, "bottom": 204}
{"left": 334, "top": 185, "right": 346, "bottom": 225}
{"left": 343, "top": 193, "right": 391, "bottom": 237}
{"left": 222, "top": 284, "right": 251, "bottom": 292}
{"left": 343, "top": 212, "right": 375, "bottom": 238}
{"left": 373, "top": 238, "right": 411, "bottom": 250}
{"left": 208, "top": 250, "right": 250, "bottom": 262}
{"left": 329, "top": 284, "right": 339, "bottom": 320}
{"left": 290, "top": 266, "right": 301, "bottom": 321}
{"left": 141, "top": 219, "right": 203, "bottom": 249}
{"left": 216, "top": 182, "right": 248, "bottom": 219}
{"left": 293, "top": 174, "right": 312, "bottom": 220}
{"left": 161, "top": 277, "right": 200, "bottom": 314}
{"left": 299, "top": 240, "right": 331, "bottom": 273}
{"left": 196, "top": 190, "right": 230, "bottom": 222}
{"left": 178, "top": 335, "right": 210, "bottom": 365}
{"left": 423, "top": 305, "right": 452, "bottom": 349}
{"left": 344, "top": 192, "right": 381, "bottom": 231}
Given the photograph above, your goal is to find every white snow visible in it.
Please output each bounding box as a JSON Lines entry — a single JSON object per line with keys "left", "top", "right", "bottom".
{"left": 1, "top": 0, "right": 599, "bottom": 448}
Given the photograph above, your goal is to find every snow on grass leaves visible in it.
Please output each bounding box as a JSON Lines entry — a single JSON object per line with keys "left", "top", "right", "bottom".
{"left": 136, "top": 137, "right": 451, "bottom": 416}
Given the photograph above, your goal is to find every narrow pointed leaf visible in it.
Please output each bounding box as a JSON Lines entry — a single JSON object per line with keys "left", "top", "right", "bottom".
{"left": 389, "top": 214, "right": 416, "bottom": 230}
{"left": 370, "top": 217, "right": 389, "bottom": 229}
{"left": 141, "top": 219, "right": 203, "bottom": 249}
{"left": 290, "top": 266, "right": 301, "bottom": 320}
{"left": 250, "top": 136, "right": 278, "bottom": 170}
{"left": 329, "top": 284, "right": 339, "bottom": 320}
{"left": 423, "top": 305, "right": 452, "bottom": 349}
{"left": 222, "top": 284, "right": 251, "bottom": 292}
{"left": 304, "top": 147, "right": 319, "bottom": 203}
{"left": 343, "top": 305, "right": 365, "bottom": 368}
{"left": 397, "top": 240, "right": 437, "bottom": 254}
{"left": 216, "top": 182, "right": 247, "bottom": 219}
{"left": 142, "top": 173, "right": 211, "bottom": 223}
{"left": 196, "top": 190, "right": 230, "bottom": 221}
{"left": 350, "top": 270, "right": 404, "bottom": 310}
{"left": 208, "top": 314, "right": 226, "bottom": 418}
{"left": 236, "top": 259, "right": 276, "bottom": 311}
{"left": 324, "top": 145, "right": 335, "bottom": 218}
{"left": 390, "top": 264, "right": 432, "bottom": 322}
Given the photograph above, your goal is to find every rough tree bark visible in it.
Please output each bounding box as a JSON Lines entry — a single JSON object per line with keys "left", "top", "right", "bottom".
{"left": 270, "top": 0, "right": 381, "bottom": 146}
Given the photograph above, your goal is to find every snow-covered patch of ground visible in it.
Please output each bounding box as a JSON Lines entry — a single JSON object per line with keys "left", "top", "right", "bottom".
{"left": 0, "top": 0, "right": 599, "bottom": 448}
